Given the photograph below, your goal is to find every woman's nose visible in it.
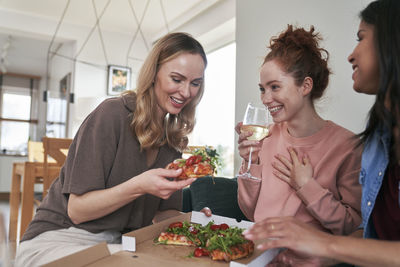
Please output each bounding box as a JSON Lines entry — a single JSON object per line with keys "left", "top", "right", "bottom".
{"left": 348, "top": 51, "right": 355, "bottom": 64}
{"left": 179, "top": 82, "right": 191, "bottom": 98}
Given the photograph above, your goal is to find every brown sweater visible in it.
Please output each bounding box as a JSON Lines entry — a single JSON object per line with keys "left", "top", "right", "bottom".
{"left": 22, "top": 93, "right": 181, "bottom": 242}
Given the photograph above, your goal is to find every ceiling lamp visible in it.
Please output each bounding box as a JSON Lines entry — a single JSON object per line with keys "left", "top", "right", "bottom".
{"left": 0, "top": 35, "right": 11, "bottom": 73}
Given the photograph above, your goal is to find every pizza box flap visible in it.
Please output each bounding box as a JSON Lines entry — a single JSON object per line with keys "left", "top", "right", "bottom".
{"left": 41, "top": 243, "right": 148, "bottom": 267}
{"left": 41, "top": 242, "right": 111, "bottom": 267}
{"left": 122, "top": 211, "right": 280, "bottom": 267}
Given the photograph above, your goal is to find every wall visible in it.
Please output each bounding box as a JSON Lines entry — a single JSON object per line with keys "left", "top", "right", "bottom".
{"left": 234, "top": 0, "right": 375, "bottom": 173}
{"left": 68, "top": 30, "right": 136, "bottom": 137}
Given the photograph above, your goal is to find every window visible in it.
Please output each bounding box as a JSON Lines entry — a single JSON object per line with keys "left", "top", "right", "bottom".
{"left": 0, "top": 73, "right": 40, "bottom": 155}
{"left": 188, "top": 43, "right": 236, "bottom": 177}
{"left": 46, "top": 91, "right": 68, "bottom": 138}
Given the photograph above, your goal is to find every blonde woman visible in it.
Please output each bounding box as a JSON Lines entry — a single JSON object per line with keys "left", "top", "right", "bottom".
{"left": 16, "top": 32, "right": 207, "bottom": 267}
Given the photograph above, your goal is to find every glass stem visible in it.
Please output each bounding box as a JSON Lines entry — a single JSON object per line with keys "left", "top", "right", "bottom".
{"left": 247, "top": 147, "right": 253, "bottom": 173}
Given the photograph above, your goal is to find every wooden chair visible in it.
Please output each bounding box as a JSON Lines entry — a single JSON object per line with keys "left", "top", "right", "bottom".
{"left": 8, "top": 138, "right": 71, "bottom": 258}
{"left": 28, "top": 141, "right": 44, "bottom": 162}
{"left": 42, "top": 137, "right": 72, "bottom": 198}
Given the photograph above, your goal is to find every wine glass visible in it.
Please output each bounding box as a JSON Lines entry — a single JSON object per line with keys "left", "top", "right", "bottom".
{"left": 239, "top": 102, "right": 271, "bottom": 179}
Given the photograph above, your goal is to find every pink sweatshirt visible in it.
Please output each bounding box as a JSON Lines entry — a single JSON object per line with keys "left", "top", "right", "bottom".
{"left": 238, "top": 121, "right": 362, "bottom": 235}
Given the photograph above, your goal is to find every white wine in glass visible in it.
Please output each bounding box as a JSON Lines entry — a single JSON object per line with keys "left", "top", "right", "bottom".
{"left": 240, "top": 103, "right": 271, "bottom": 179}
{"left": 240, "top": 124, "right": 270, "bottom": 141}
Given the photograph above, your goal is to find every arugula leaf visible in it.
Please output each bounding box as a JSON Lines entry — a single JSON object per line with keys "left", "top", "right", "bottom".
{"left": 202, "top": 221, "right": 247, "bottom": 254}
{"left": 157, "top": 220, "right": 249, "bottom": 256}
{"left": 192, "top": 146, "right": 222, "bottom": 173}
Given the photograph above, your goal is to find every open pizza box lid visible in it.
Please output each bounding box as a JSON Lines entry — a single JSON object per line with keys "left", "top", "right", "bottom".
{"left": 42, "top": 211, "right": 279, "bottom": 267}
{"left": 122, "top": 211, "right": 280, "bottom": 267}
{"left": 41, "top": 242, "right": 138, "bottom": 267}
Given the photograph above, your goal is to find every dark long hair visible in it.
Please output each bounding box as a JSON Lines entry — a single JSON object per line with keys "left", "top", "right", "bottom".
{"left": 358, "top": 0, "right": 400, "bottom": 159}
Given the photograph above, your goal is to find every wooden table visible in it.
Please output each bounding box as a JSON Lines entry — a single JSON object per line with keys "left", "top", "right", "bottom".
{"left": 9, "top": 161, "right": 60, "bottom": 258}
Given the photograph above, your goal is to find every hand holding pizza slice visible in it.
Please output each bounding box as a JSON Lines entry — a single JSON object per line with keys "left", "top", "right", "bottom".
{"left": 166, "top": 147, "right": 220, "bottom": 179}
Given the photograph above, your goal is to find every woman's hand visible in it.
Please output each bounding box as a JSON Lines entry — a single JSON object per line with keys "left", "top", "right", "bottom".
{"left": 68, "top": 168, "right": 194, "bottom": 224}
{"left": 268, "top": 249, "right": 327, "bottom": 266}
{"left": 200, "top": 207, "right": 212, "bottom": 217}
{"left": 243, "top": 216, "right": 332, "bottom": 259}
{"left": 134, "top": 168, "right": 195, "bottom": 199}
{"left": 235, "top": 122, "right": 262, "bottom": 164}
{"left": 272, "top": 147, "right": 313, "bottom": 190}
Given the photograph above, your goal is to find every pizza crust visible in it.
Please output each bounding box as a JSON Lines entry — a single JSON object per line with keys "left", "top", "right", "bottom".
{"left": 209, "top": 241, "right": 255, "bottom": 261}
{"left": 166, "top": 160, "right": 214, "bottom": 179}
{"left": 158, "top": 232, "right": 199, "bottom": 246}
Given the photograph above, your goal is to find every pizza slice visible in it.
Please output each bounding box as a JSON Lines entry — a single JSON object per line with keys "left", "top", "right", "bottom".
{"left": 156, "top": 221, "right": 254, "bottom": 262}
{"left": 203, "top": 222, "right": 255, "bottom": 262}
{"left": 157, "top": 221, "right": 204, "bottom": 247}
{"left": 209, "top": 241, "right": 254, "bottom": 261}
{"left": 166, "top": 147, "right": 220, "bottom": 179}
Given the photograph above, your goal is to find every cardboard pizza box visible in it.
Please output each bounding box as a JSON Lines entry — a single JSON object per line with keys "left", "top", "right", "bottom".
{"left": 43, "top": 211, "right": 279, "bottom": 267}
{"left": 41, "top": 242, "right": 138, "bottom": 267}
{"left": 122, "top": 211, "right": 280, "bottom": 267}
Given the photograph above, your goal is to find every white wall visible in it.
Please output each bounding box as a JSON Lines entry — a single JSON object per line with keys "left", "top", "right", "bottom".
{"left": 234, "top": 0, "right": 375, "bottom": 173}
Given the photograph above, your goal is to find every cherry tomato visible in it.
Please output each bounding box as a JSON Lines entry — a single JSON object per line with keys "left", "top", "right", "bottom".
{"left": 168, "top": 222, "right": 183, "bottom": 229}
{"left": 194, "top": 155, "right": 202, "bottom": 164}
{"left": 201, "top": 248, "right": 210, "bottom": 256}
{"left": 186, "top": 156, "right": 196, "bottom": 166}
{"left": 219, "top": 223, "right": 229, "bottom": 230}
{"left": 189, "top": 226, "right": 198, "bottom": 234}
{"left": 194, "top": 247, "right": 203, "bottom": 257}
{"left": 210, "top": 224, "right": 221, "bottom": 231}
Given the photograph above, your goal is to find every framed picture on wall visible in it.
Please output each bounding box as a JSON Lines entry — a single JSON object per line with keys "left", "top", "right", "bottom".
{"left": 107, "top": 65, "right": 131, "bottom": 95}
{"left": 59, "top": 73, "right": 70, "bottom": 99}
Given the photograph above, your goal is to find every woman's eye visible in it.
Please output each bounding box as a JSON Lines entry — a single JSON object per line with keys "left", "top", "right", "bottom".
{"left": 259, "top": 87, "right": 265, "bottom": 93}
{"left": 172, "top": 77, "right": 181, "bottom": 83}
{"left": 271, "top": 85, "right": 279, "bottom": 91}
{"left": 191, "top": 81, "right": 201, "bottom": 87}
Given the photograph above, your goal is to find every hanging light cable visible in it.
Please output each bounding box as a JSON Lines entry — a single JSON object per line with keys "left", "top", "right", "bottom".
{"left": 126, "top": 0, "right": 150, "bottom": 65}
{"left": 159, "top": 0, "right": 170, "bottom": 33}
{"left": 74, "top": 0, "right": 111, "bottom": 60}
{"left": 45, "top": 0, "right": 71, "bottom": 97}
{"left": 92, "top": 0, "right": 109, "bottom": 66}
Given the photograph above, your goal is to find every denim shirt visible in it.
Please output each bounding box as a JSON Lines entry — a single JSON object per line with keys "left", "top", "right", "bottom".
{"left": 359, "top": 125, "right": 392, "bottom": 238}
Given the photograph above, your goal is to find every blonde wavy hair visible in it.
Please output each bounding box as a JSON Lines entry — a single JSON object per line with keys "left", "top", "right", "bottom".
{"left": 129, "top": 32, "right": 207, "bottom": 151}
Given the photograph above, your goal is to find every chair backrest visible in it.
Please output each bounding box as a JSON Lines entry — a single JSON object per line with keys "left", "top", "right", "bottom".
{"left": 182, "top": 176, "right": 248, "bottom": 222}
{"left": 28, "top": 141, "right": 43, "bottom": 162}
{"left": 42, "top": 137, "right": 72, "bottom": 198}
{"left": 27, "top": 141, "right": 57, "bottom": 163}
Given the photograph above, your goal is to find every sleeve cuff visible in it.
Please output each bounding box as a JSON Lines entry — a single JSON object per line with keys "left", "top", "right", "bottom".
{"left": 296, "top": 179, "right": 327, "bottom": 206}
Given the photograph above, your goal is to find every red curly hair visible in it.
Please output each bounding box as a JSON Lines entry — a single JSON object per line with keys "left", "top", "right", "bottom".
{"left": 264, "top": 25, "right": 331, "bottom": 101}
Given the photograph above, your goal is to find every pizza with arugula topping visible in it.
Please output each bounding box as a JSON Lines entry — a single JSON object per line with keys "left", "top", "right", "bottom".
{"left": 166, "top": 147, "right": 220, "bottom": 179}
{"left": 156, "top": 221, "right": 254, "bottom": 262}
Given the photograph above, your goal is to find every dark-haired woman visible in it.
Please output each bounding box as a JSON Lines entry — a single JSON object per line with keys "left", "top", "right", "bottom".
{"left": 15, "top": 32, "right": 206, "bottom": 266}
{"left": 236, "top": 25, "right": 362, "bottom": 265}
{"left": 243, "top": 0, "right": 400, "bottom": 266}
